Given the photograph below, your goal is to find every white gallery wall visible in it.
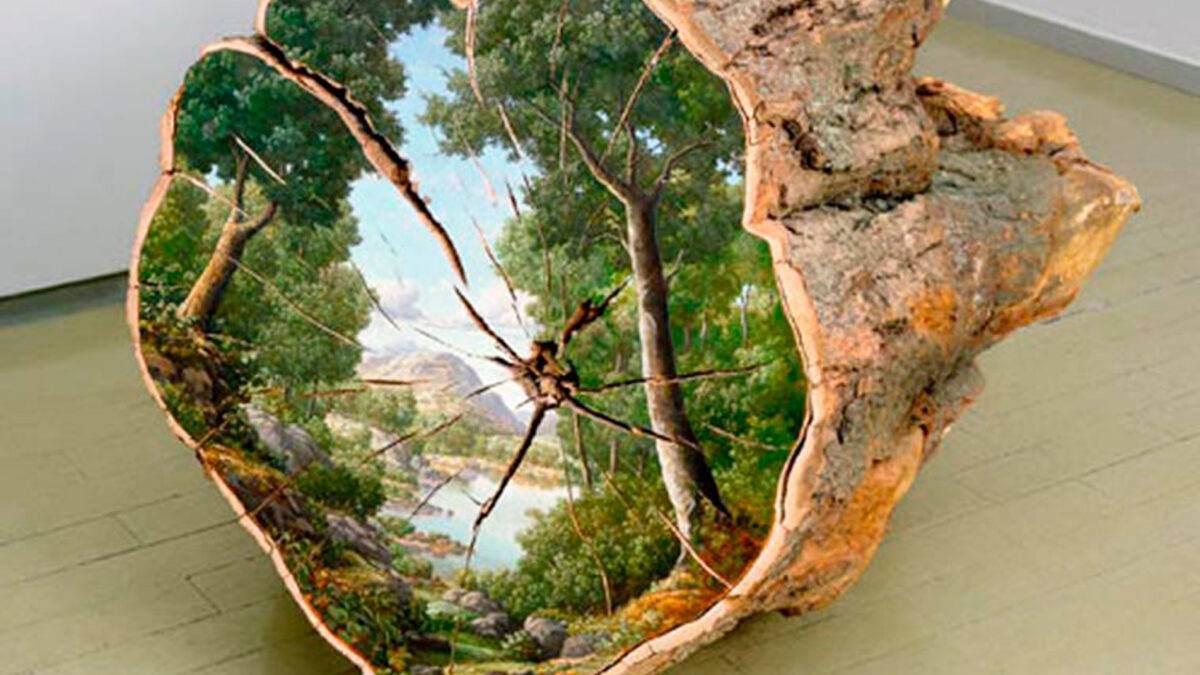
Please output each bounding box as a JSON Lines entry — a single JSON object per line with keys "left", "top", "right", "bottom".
{"left": 0, "top": 0, "right": 1196, "bottom": 297}
{"left": 950, "top": 0, "right": 1200, "bottom": 94}
{"left": 973, "top": 0, "right": 1199, "bottom": 65}
{"left": 0, "top": 0, "right": 255, "bottom": 298}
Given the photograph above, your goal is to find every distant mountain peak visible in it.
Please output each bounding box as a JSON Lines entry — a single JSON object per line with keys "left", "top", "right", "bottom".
{"left": 359, "top": 351, "right": 523, "bottom": 435}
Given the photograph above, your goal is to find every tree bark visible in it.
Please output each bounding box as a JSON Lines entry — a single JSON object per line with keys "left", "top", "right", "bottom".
{"left": 177, "top": 153, "right": 278, "bottom": 327}
{"left": 601, "top": 1, "right": 1141, "bottom": 672}
{"left": 177, "top": 204, "right": 277, "bottom": 326}
{"left": 571, "top": 409, "right": 595, "bottom": 490}
{"left": 554, "top": 95, "right": 731, "bottom": 542}
{"left": 625, "top": 198, "right": 729, "bottom": 542}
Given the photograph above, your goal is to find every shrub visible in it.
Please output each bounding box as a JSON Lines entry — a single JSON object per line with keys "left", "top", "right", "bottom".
{"left": 296, "top": 463, "right": 386, "bottom": 520}
{"left": 500, "top": 630, "right": 542, "bottom": 662}
{"left": 476, "top": 478, "right": 678, "bottom": 620}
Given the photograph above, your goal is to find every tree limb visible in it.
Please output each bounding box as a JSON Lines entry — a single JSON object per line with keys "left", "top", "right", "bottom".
{"left": 526, "top": 99, "right": 633, "bottom": 203}
{"left": 652, "top": 139, "right": 712, "bottom": 201}
{"left": 600, "top": 29, "right": 677, "bottom": 165}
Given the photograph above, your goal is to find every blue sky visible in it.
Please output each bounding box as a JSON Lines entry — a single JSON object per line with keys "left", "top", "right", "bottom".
{"left": 350, "top": 23, "right": 538, "bottom": 407}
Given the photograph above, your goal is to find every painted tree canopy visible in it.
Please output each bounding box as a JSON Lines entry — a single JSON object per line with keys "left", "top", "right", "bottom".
{"left": 130, "top": 1, "right": 1138, "bottom": 674}
{"left": 423, "top": 0, "right": 784, "bottom": 544}
{"left": 171, "top": 0, "right": 440, "bottom": 326}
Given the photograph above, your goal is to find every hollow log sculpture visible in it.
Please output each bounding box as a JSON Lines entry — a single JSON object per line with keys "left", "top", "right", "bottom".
{"left": 127, "top": 0, "right": 1139, "bottom": 673}
{"left": 603, "top": 1, "right": 1140, "bottom": 672}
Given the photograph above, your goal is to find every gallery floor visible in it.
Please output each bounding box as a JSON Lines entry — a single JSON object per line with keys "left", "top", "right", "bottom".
{"left": 2, "top": 16, "right": 1198, "bottom": 675}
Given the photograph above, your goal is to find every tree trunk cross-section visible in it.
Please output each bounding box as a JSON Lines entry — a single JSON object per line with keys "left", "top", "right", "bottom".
{"left": 127, "top": 2, "right": 1141, "bottom": 673}
{"left": 604, "top": 1, "right": 1141, "bottom": 672}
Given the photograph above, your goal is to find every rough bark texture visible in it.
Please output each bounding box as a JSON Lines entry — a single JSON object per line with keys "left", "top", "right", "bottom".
{"left": 601, "top": 1, "right": 1141, "bottom": 673}
{"left": 626, "top": 199, "right": 728, "bottom": 541}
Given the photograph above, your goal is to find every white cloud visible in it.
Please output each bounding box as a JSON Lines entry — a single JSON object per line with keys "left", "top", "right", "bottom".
{"left": 373, "top": 278, "right": 425, "bottom": 321}
{"left": 477, "top": 280, "right": 536, "bottom": 332}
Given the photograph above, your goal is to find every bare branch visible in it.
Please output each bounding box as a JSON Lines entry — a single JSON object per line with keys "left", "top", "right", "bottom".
{"left": 296, "top": 386, "right": 367, "bottom": 400}
{"left": 409, "top": 323, "right": 506, "bottom": 365}
{"left": 526, "top": 100, "right": 633, "bottom": 203}
{"left": 559, "top": 277, "right": 630, "bottom": 348}
{"left": 459, "top": 377, "right": 515, "bottom": 403}
{"left": 557, "top": 432, "right": 612, "bottom": 614}
{"left": 652, "top": 139, "right": 713, "bottom": 200}
{"left": 702, "top": 422, "right": 789, "bottom": 451}
{"left": 464, "top": 0, "right": 484, "bottom": 105}
{"left": 405, "top": 468, "right": 464, "bottom": 520}
{"left": 558, "top": 70, "right": 571, "bottom": 175}
{"left": 349, "top": 261, "right": 404, "bottom": 336}
{"left": 367, "top": 413, "right": 464, "bottom": 461}
{"left": 604, "top": 476, "right": 731, "bottom": 589}
{"left": 547, "top": 0, "right": 570, "bottom": 81}
{"left": 600, "top": 29, "right": 677, "bottom": 164}
{"left": 207, "top": 36, "right": 469, "bottom": 285}
{"left": 176, "top": 171, "right": 252, "bottom": 223}
{"left": 495, "top": 102, "right": 529, "bottom": 162}
{"left": 359, "top": 378, "right": 428, "bottom": 388}
{"left": 624, "top": 120, "right": 639, "bottom": 185}
{"left": 233, "top": 134, "right": 287, "bottom": 185}
{"left": 237, "top": 202, "right": 279, "bottom": 237}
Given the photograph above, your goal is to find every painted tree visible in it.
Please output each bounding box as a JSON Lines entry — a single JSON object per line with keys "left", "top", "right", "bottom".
{"left": 423, "top": 0, "right": 745, "bottom": 542}
{"left": 139, "top": 178, "right": 371, "bottom": 409}
{"left": 173, "top": 0, "right": 440, "bottom": 327}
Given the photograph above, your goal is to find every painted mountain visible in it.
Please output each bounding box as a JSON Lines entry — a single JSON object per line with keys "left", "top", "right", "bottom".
{"left": 359, "top": 351, "right": 523, "bottom": 435}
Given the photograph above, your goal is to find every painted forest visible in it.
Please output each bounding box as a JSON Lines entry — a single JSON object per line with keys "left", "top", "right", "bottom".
{"left": 134, "top": 0, "right": 1138, "bottom": 671}
{"left": 136, "top": 0, "right": 804, "bottom": 672}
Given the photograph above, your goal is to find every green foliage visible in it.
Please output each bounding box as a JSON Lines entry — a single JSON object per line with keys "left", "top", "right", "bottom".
{"left": 177, "top": 0, "right": 439, "bottom": 225}
{"left": 139, "top": 180, "right": 372, "bottom": 404}
{"left": 423, "top": 0, "right": 803, "bottom": 498}
{"left": 175, "top": 51, "right": 360, "bottom": 226}
{"left": 281, "top": 535, "right": 421, "bottom": 670}
{"left": 500, "top": 630, "right": 542, "bottom": 662}
{"left": 297, "top": 463, "right": 387, "bottom": 520}
{"left": 264, "top": 0, "right": 443, "bottom": 143}
{"left": 424, "top": 0, "right": 741, "bottom": 180}
{"left": 476, "top": 479, "right": 677, "bottom": 620}
{"left": 332, "top": 388, "right": 420, "bottom": 437}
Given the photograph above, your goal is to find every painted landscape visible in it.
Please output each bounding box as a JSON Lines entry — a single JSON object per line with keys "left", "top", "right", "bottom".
{"left": 134, "top": 0, "right": 805, "bottom": 672}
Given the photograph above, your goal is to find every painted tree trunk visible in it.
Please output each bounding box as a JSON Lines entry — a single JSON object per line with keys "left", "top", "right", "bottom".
{"left": 177, "top": 204, "right": 276, "bottom": 327}
{"left": 600, "top": 1, "right": 1141, "bottom": 672}
{"left": 625, "top": 199, "right": 728, "bottom": 541}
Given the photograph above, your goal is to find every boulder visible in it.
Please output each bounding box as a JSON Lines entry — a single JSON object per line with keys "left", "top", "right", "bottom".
{"left": 440, "top": 588, "right": 467, "bottom": 605}
{"left": 221, "top": 471, "right": 315, "bottom": 537}
{"left": 372, "top": 570, "right": 413, "bottom": 608}
{"left": 244, "top": 406, "right": 333, "bottom": 475}
{"left": 459, "top": 590, "right": 502, "bottom": 615}
{"left": 326, "top": 512, "right": 392, "bottom": 567}
{"left": 561, "top": 632, "right": 603, "bottom": 658}
{"left": 523, "top": 616, "right": 568, "bottom": 659}
{"left": 468, "top": 611, "right": 511, "bottom": 639}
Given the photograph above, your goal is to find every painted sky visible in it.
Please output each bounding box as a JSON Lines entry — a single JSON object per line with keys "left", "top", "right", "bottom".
{"left": 349, "top": 23, "right": 538, "bottom": 409}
